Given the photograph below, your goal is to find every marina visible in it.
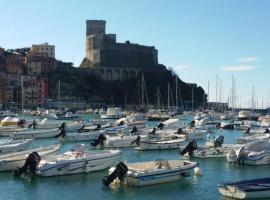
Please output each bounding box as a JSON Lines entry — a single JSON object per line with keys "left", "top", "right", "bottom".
{"left": 0, "top": 111, "right": 269, "bottom": 199}
{"left": 1, "top": 1, "right": 270, "bottom": 199}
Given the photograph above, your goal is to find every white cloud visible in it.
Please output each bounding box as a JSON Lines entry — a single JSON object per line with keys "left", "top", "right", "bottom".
{"left": 221, "top": 65, "right": 256, "bottom": 72}
{"left": 236, "top": 57, "right": 259, "bottom": 63}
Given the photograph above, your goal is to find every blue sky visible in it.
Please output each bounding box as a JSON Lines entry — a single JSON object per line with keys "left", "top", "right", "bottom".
{"left": 1, "top": 0, "right": 270, "bottom": 108}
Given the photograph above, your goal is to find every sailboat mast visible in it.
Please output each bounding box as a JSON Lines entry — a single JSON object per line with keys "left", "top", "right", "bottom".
{"left": 191, "top": 87, "right": 194, "bottom": 111}
{"left": 58, "top": 80, "right": 61, "bottom": 106}
{"left": 21, "top": 78, "right": 24, "bottom": 110}
{"left": 167, "top": 82, "right": 170, "bottom": 110}
{"left": 175, "top": 77, "right": 178, "bottom": 110}
{"left": 141, "top": 74, "right": 144, "bottom": 108}
{"left": 207, "top": 81, "right": 209, "bottom": 109}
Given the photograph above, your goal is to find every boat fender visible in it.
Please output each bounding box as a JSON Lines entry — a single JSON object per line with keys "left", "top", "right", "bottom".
{"left": 102, "top": 162, "right": 128, "bottom": 186}
{"left": 180, "top": 140, "right": 198, "bottom": 156}
{"left": 91, "top": 134, "right": 106, "bottom": 147}
{"left": 130, "top": 135, "right": 141, "bottom": 146}
{"left": 14, "top": 152, "right": 41, "bottom": 176}
{"left": 194, "top": 167, "right": 202, "bottom": 176}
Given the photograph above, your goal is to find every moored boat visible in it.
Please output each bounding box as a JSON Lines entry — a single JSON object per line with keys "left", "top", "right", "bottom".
{"left": 218, "top": 177, "right": 270, "bottom": 199}
{"left": 103, "top": 160, "right": 199, "bottom": 186}
{"left": 227, "top": 140, "right": 270, "bottom": 165}
{"left": 37, "top": 149, "right": 121, "bottom": 177}
{"left": 135, "top": 137, "right": 186, "bottom": 150}
{"left": 0, "top": 144, "right": 60, "bottom": 171}
{"left": 11, "top": 128, "right": 59, "bottom": 139}
{"left": 0, "top": 139, "right": 33, "bottom": 154}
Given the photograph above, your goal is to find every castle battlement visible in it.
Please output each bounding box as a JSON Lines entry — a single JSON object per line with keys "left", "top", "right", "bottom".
{"left": 81, "top": 20, "right": 158, "bottom": 81}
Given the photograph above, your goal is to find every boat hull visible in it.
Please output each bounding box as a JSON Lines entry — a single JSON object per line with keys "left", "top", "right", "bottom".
{"left": 11, "top": 128, "right": 59, "bottom": 139}
{"left": 38, "top": 150, "right": 121, "bottom": 177}
{"left": 136, "top": 139, "right": 186, "bottom": 150}
{"left": 125, "top": 160, "right": 198, "bottom": 186}
{"left": 0, "top": 145, "right": 60, "bottom": 171}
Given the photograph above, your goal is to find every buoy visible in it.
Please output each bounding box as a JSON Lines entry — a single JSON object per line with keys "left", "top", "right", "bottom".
{"left": 194, "top": 167, "right": 202, "bottom": 176}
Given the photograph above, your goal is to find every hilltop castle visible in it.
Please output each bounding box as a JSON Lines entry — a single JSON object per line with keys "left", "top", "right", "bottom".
{"left": 80, "top": 20, "right": 158, "bottom": 81}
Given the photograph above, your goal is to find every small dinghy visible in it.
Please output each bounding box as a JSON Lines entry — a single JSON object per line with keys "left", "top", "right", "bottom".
{"left": 236, "top": 133, "right": 270, "bottom": 144}
{"left": 181, "top": 136, "right": 243, "bottom": 158}
{"left": 103, "top": 160, "right": 199, "bottom": 186}
{"left": 0, "top": 139, "right": 33, "bottom": 154}
{"left": 11, "top": 128, "right": 59, "bottom": 139}
{"left": 64, "top": 130, "right": 106, "bottom": 142}
{"left": 135, "top": 137, "right": 187, "bottom": 150}
{"left": 227, "top": 140, "right": 270, "bottom": 165}
{"left": 0, "top": 144, "right": 60, "bottom": 171}
{"left": 37, "top": 147, "right": 121, "bottom": 177}
{"left": 218, "top": 177, "right": 270, "bottom": 199}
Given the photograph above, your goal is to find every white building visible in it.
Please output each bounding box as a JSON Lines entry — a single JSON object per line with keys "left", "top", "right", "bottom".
{"left": 31, "top": 42, "right": 55, "bottom": 58}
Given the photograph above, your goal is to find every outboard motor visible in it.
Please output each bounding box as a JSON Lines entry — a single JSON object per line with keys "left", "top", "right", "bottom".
{"left": 17, "top": 119, "right": 25, "bottom": 127}
{"left": 245, "top": 127, "right": 251, "bottom": 134}
{"left": 149, "top": 127, "right": 156, "bottom": 136}
{"left": 14, "top": 152, "right": 41, "bottom": 176}
{"left": 130, "top": 126, "right": 138, "bottom": 134}
{"left": 176, "top": 128, "right": 183, "bottom": 135}
{"left": 28, "top": 120, "right": 37, "bottom": 129}
{"left": 118, "top": 121, "right": 125, "bottom": 126}
{"left": 94, "top": 124, "right": 102, "bottom": 131}
{"left": 213, "top": 135, "right": 224, "bottom": 148}
{"left": 180, "top": 140, "right": 198, "bottom": 156}
{"left": 235, "top": 146, "right": 246, "bottom": 164}
{"left": 91, "top": 134, "right": 106, "bottom": 147}
{"left": 78, "top": 125, "right": 85, "bottom": 133}
{"left": 157, "top": 122, "right": 165, "bottom": 130}
{"left": 190, "top": 120, "right": 195, "bottom": 127}
{"left": 102, "top": 162, "right": 128, "bottom": 186}
{"left": 55, "top": 122, "right": 66, "bottom": 138}
{"left": 130, "top": 135, "right": 141, "bottom": 146}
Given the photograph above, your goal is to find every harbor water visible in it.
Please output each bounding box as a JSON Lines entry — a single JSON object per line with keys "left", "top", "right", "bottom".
{"left": 1, "top": 116, "right": 269, "bottom": 200}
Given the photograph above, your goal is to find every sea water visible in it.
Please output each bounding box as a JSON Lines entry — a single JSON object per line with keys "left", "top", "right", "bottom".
{"left": 0, "top": 117, "right": 269, "bottom": 200}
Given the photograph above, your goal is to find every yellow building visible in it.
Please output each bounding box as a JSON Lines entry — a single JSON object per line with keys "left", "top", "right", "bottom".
{"left": 31, "top": 42, "right": 55, "bottom": 58}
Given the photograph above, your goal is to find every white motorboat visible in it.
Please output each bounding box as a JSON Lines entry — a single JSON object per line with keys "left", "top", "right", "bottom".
{"left": 236, "top": 133, "right": 270, "bottom": 144}
{"left": 227, "top": 140, "right": 270, "bottom": 165}
{"left": 135, "top": 137, "right": 186, "bottom": 150}
{"left": 104, "top": 134, "right": 148, "bottom": 148}
{"left": 0, "top": 127, "right": 29, "bottom": 137}
{"left": 0, "top": 144, "right": 60, "bottom": 171}
{"left": 218, "top": 177, "right": 270, "bottom": 199}
{"left": 114, "top": 116, "right": 146, "bottom": 129}
{"left": 0, "top": 116, "right": 20, "bottom": 126}
{"left": 64, "top": 130, "right": 106, "bottom": 142}
{"left": 180, "top": 128, "right": 210, "bottom": 140}
{"left": 0, "top": 139, "right": 33, "bottom": 154}
{"left": 101, "top": 108, "right": 125, "bottom": 119}
{"left": 181, "top": 139, "right": 242, "bottom": 159}
{"left": 11, "top": 128, "right": 59, "bottom": 139}
{"left": 103, "top": 160, "right": 199, "bottom": 186}
{"left": 37, "top": 149, "right": 121, "bottom": 177}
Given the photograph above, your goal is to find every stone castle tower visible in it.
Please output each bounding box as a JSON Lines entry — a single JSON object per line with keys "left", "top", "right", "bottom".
{"left": 81, "top": 20, "right": 158, "bottom": 81}
{"left": 85, "top": 20, "right": 106, "bottom": 66}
